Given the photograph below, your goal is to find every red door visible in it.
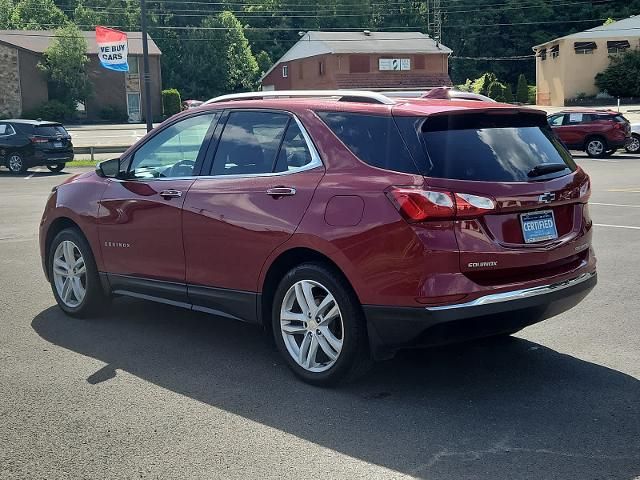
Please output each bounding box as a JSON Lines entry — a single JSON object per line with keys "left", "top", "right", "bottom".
{"left": 182, "top": 110, "right": 324, "bottom": 319}
{"left": 98, "top": 112, "right": 219, "bottom": 292}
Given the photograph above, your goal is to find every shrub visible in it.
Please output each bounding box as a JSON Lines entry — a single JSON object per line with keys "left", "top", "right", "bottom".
{"left": 527, "top": 85, "right": 537, "bottom": 105}
{"left": 503, "top": 83, "right": 514, "bottom": 103}
{"left": 487, "top": 81, "right": 505, "bottom": 102}
{"left": 22, "top": 100, "right": 73, "bottom": 122}
{"left": 516, "top": 74, "right": 529, "bottom": 104}
{"left": 99, "top": 105, "right": 128, "bottom": 123}
{"left": 595, "top": 50, "right": 640, "bottom": 98}
{"left": 162, "top": 88, "right": 182, "bottom": 117}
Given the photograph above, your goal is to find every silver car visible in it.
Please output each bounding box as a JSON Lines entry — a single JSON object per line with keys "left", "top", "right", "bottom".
{"left": 626, "top": 123, "right": 640, "bottom": 153}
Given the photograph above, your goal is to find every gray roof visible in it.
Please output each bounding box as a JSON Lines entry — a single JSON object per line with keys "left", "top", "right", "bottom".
{"left": 261, "top": 30, "right": 451, "bottom": 81}
{"left": 0, "top": 30, "right": 161, "bottom": 55}
{"left": 534, "top": 15, "right": 640, "bottom": 48}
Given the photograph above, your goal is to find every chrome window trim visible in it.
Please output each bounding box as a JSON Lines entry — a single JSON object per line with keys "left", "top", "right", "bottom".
{"left": 113, "top": 112, "right": 323, "bottom": 182}
{"left": 426, "top": 271, "right": 596, "bottom": 311}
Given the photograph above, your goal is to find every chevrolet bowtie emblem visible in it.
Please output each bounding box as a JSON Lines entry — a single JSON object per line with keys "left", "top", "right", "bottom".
{"left": 538, "top": 192, "right": 556, "bottom": 203}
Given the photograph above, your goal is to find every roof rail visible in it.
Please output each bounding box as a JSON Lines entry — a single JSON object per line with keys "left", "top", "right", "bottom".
{"left": 204, "top": 90, "right": 395, "bottom": 105}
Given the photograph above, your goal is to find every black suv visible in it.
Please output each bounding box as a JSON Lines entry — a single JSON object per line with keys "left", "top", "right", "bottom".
{"left": 0, "top": 120, "right": 73, "bottom": 174}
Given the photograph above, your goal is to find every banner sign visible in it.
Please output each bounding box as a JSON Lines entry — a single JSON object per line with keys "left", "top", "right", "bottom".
{"left": 96, "top": 26, "right": 129, "bottom": 72}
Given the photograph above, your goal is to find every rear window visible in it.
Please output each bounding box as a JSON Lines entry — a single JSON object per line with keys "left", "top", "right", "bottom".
{"left": 396, "top": 113, "right": 577, "bottom": 182}
{"left": 316, "top": 111, "right": 419, "bottom": 174}
{"left": 35, "top": 125, "right": 67, "bottom": 136}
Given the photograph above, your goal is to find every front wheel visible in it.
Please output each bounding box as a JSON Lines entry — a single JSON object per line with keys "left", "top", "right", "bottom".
{"left": 48, "top": 228, "right": 107, "bottom": 317}
{"left": 626, "top": 134, "right": 640, "bottom": 154}
{"left": 585, "top": 137, "right": 606, "bottom": 158}
{"left": 272, "top": 263, "right": 372, "bottom": 386}
{"left": 47, "top": 163, "right": 65, "bottom": 173}
{"left": 7, "top": 153, "right": 27, "bottom": 174}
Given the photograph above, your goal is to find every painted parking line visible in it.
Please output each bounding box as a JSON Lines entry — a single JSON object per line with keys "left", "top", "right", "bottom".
{"left": 24, "top": 168, "right": 41, "bottom": 180}
{"left": 607, "top": 187, "right": 640, "bottom": 193}
{"left": 590, "top": 202, "right": 640, "bottom": 208}
{"left": 595, "top": 223, "right": 640, "bottom": 230}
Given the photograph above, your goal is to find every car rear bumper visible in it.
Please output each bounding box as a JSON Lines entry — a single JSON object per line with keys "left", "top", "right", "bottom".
{"left": 363, "top": 271, "right": 597, "bottom": 359}
{"left": 30, "top": 150, "right": 74, "bottom": 166}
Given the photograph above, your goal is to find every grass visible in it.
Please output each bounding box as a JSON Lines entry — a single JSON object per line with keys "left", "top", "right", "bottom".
{"left": 66, "top": 159, "right": 100, "bottom": 167}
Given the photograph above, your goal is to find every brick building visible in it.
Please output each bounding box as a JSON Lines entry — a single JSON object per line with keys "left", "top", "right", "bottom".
{"left": 260, "top": 31, "right": 452, "bottom": 92}
{"left": 0, "top": 30, "right": 162, "bottom": 122}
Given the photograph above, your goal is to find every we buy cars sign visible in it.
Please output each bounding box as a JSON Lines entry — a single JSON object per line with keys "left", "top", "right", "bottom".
{"left": 95, "top": 26, "right": 129, "bottom": 72}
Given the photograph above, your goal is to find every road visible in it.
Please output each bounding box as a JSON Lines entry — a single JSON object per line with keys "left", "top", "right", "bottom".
{"left": 0, "top": 156, "right": 639, "bottom": 479}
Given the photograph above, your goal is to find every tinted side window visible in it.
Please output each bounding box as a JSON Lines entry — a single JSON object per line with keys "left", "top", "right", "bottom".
{"left": 274, "top": 121, "right": 313, "bottom": 172}
{"left": 212, "top": 111, "right": 289, "bottom": 175}
{"left": 317, "top": 112, "right": 419, "bottom": 174}
{"left": 0, "top": 123, "right": 13, "bottom": 135}
{"left": 548, "top": 115, "right": 564, "bottom": 126}
{"left": 128, "top": 113, "right": 217, "bottom": 179}
{"left": 35, "top": 125, "right": 67, "bottom": 136}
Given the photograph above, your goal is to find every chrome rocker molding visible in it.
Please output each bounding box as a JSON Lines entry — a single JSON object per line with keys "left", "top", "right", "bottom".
{"left": 426, "top": 271, "right": 597, "bottom": 312}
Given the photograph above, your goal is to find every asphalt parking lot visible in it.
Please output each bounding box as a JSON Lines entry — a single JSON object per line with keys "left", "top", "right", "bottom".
{"left": 1, "top": 155, "right": 639, "bottom": 479}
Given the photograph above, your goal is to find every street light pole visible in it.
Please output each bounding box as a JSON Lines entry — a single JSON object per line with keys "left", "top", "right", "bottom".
{"left": 140, "top": 0, "right": 153, "bottom": 132}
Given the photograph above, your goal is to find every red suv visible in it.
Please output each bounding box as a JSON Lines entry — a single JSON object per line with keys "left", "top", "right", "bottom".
{"left": 548, "top": 109, "right": 631, "bottom": 158}
{"left": 39, "top": 91, "right": 596, "bottom": 385}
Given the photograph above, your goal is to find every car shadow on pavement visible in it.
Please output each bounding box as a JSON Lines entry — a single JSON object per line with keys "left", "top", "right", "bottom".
{"left": 32, "top": 299, "right": 640, "bottom": 480}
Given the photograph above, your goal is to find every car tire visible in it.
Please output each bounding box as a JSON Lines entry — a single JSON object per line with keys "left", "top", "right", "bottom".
{"left": 47, "top": 163, "right": 65, "bottom": 173}
{"left": 271, "top": 262, "right": 372, "bottom": 386}
{"left": 48, "top": 228, "right": 108, "bottom": 318}
{"left": 626, "top": 134, "right": 640, "bottom": 154}
{"left": 7, "top": 152, "right": 27, "bottom": 174}
{"left": 585, "top": 137, "right": 607, "bottom": 158}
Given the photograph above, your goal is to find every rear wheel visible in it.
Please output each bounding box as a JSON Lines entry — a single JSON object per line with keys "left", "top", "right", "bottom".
{"left": 585, "top": 137, "right": 606, "bottom": 158}
{"left": 48, "top": 228, "right": 107, "bottom": 317}
{"left": 7, "top": 153, "right": 27, "bottom": 174}
{"left": 272, "top": 263, "right": 371, "bottom": 386}
{"left": 47, "top": 163, "right": 65, "bottom": 173}
{"left": 626, "top": 134, "right": 640, "bottom": 153}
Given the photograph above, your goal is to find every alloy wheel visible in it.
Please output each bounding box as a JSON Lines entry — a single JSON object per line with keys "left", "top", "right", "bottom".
{"left": 627, "top": 136, "right": 640, "bottom": 153}
{"left": 8, "top": 154, "right": 23, "bottom": 173}
{"left": 280, "top": 279, "right": 344, "bottom": 373}
{"left": 587, "top": 139, "right": 604, "bottom": 156}
{"left": 52, "top": 240, "right": 87, "bottom": 308}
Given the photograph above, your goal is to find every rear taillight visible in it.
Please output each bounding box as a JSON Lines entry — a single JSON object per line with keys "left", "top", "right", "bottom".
{"left": 386, "top": 187, "right": 495, "bottom": 222}
{"left": 30, "top": 136, "right": 48, "bottom": 144}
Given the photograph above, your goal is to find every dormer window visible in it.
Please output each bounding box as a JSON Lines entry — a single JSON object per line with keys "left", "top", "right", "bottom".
{"left": 550, "top": 45, "right": 559, "bottom": 58}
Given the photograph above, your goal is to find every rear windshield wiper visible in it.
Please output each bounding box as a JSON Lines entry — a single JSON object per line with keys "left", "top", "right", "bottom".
{"left": 527, "top": 163, "right": 568, "bottom": 178}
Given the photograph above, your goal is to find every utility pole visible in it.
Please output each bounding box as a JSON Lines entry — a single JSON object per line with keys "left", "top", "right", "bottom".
{"left": 427, "top": 0, "right": 442, "bottom": 45}
{"left": 140, "top": 0, "right": 153, "bottom": 132}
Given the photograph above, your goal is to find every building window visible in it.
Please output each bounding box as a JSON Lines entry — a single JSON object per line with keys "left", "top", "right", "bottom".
{"left": 128, "top": 56, "right": 139, "bottom": 74}
{"left": 574, "top": 41, "right": 596, "bottom": 55}
{"left": 282, "top": 65, "right": 288, "bottom": 78}
{"left": 607, "top": 40, "right": 631, "bottom": 54}
{"left": 538, "top": 48, "right": 547, "bottom": 61}
{"left": 318, "top": 60, "right": 325, "bottom": 76}
{"left": 550, "top": 45, "right": 559, "bottom": 58}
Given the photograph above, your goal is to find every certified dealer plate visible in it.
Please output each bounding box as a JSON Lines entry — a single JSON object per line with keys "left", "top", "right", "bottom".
{"left": 520, "top": 210, "right": 558, "bottom": 243}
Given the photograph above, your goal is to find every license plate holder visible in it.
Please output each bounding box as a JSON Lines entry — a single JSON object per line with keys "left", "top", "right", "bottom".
{"left": 53, "top": 141, "right": 63, "bottom": 148}
{"left": 520, "top": 210, "right": 558, "bottom": 244}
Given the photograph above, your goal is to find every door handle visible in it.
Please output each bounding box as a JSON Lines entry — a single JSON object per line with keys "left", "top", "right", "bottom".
{"left": 160, "top": 189, "right": 183, "bottom": 199}
{"left": 266, "top": 187, "right": 296, "bottom": 197}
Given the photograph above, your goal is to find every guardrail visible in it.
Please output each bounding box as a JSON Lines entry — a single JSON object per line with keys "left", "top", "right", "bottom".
{"left": 74, "top": 145, "right": 129, "bottom": 161}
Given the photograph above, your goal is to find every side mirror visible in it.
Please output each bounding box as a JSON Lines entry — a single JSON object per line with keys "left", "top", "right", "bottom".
{"left": 96, "top": 158, "right": 121, "bottom": 178}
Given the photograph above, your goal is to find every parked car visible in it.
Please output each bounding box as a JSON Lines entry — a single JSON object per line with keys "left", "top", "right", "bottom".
{"left": 0, "top": 119, "right": 73, "bottom": 174}
{"left": 182, "top": 100, "right": 204, "bottom": 110}
{"left": 39, "top": 90, "right": 596, "bottom": 385}
{"left": 547, "top": 109, "right": 631, "bottom": 158}
{"left": 422, "top": 86, "right": 497, "bottom": 102}
{"left": 625, "top": 123, "right": 640, "bottom": 153}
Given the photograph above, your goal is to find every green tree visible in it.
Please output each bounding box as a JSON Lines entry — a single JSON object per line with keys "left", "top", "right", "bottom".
{"left": 38, "top": 23, "right": 91, "bottom": 111}
{"left": 595, "top": 50, "right": 640, "bottom": 98}
{"left": 487, "top": 81, "right": 505, "bottom": 101}
{"left": 504, "top": 83, "right": 514, "bottom": 103}
{"left": 516, "top": 74, "right": 529, "bottom": 103}
{"left": 255, "top": 50, "right": 272, "bottom": 77}
{"left": 0, "top": 0, "right": 14, "bottom": 28}
{"left": 11, "top": 0, "right": 67, "bottom": 29}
